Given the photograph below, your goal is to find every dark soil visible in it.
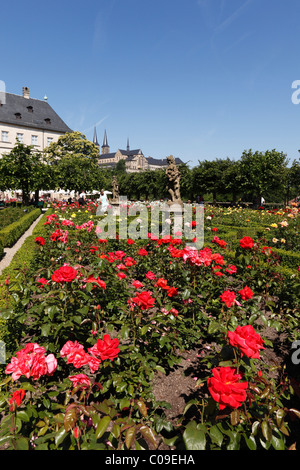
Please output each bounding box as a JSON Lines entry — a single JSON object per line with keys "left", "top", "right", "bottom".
{"left": 152, "top": 323, "right": 300, "bottom": 449}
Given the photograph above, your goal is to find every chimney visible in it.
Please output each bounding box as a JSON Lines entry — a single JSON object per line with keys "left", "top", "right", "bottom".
{"left": 22, "top": 87, "right": 30, "bottom": 99}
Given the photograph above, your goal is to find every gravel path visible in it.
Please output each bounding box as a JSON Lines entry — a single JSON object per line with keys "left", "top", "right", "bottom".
{"left": 0, "top": 213, "right": 44, "bottom": 276}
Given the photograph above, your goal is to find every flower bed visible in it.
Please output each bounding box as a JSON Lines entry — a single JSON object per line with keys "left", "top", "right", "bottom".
{"left": 0, "top": 201, "right": 299, "bottom": 450}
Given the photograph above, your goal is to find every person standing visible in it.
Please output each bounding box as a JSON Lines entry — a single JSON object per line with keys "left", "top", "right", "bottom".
{"left": 78, "top": 190, "right": 86, "bottom": 206}
{"left": 98, "top": 189, "right": 111, "bottom": 213}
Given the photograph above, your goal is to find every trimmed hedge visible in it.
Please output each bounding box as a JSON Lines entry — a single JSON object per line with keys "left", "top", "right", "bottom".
{"left": 271, "top": 247, "right": 300, "bottom": 270}
{"left": 0, "top": 208, "right": 42, "bottom": 248}
{"left": 205, "top": 226, "right": 300, "bottom": 274}
{"left": 0, "top": 209, "right": 51, "bottom": 344}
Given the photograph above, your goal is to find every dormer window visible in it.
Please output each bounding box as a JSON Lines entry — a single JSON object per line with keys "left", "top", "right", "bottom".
{"left": 27, "top": 106, "right": 33, "bottom": 113}
{"left": 44, "top": 118, "right": 51, "bottom": 125}
{"left": 15, "top": 112, "right": 22, "bottom": 119}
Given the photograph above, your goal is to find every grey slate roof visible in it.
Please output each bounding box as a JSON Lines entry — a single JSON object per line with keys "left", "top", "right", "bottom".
{"left": 0, "top": 92, "right": 72, "bottom": 133}
{"left": 119, "top": 149, "right": 143, "bottom": 157}
{"left": 146, "top": 157, "right": 184, "bottom": 166}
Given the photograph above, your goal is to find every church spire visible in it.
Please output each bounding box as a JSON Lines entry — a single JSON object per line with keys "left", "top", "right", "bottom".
{"left": 101, "top": 129, "right": 110, "bottom": 155}
{"left": 93, "top": 126, "right": 99, "bottom": 147}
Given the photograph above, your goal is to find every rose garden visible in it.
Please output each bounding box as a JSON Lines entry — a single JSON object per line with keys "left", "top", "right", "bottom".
{"left": 0, "top": 197, "right": 299, "bottom": 450}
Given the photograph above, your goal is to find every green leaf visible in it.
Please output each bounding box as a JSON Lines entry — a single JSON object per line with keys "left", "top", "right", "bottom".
{"left": 137, "top": 400, "right": 148, "bottom": 417}
{"left": 209, "top": 424, "right": 223, "bottom": 448}
{"left": 16, "top": 410, "right": 30, "bottom": 423}
{"left": 55, "top": 427, "right": 68, "bottom": 447}
{"left": 125, "top": 426, "right": 136, "bottom": 449}
{"left": 261, "top": 420, "right": 272, "bottom": 442}
{"left": 243, "top": 433, "right": 257, "bottom": 450}
{"left": 13, "top": 437, "right": 29, "bottom": 450}
{"left": 226, "top": 431, "right": 240, "bottom": 450}
{"left": 183, "top": 421, "right": 206, "bottom": 450}
{"left": 271, "top": 432, "right": 286, "bottom": 450}
{"left": 139, "top": 425, "right": 157, "bottom": 448}
{"left": 40, "top": 324, "right": 51, "bottom": 336}
{"left": 95, "top": 415, "right": 111, "bottom": 439}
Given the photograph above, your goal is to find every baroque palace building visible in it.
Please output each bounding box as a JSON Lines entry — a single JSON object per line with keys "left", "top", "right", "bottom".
{"left": 0, "top": 86, "right": 71, "bottom": 157}
{"left": 94, "top": 128, "right": 184, "bottom": 172}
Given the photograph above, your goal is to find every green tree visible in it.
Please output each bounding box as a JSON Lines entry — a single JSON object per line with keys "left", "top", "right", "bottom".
{"left": 192, "top": 158, "right": 239, "bottom": 202}
{"left": 44, "top": 131, "right": 109, "bottom": 193}
{"left": 0, "top": 143, "right": 54, "bottom": 204}
{"left": 239, "top": 149, "right": 288, "bottom": 204}
{"left": 45, "top": 131, "right": 100, "bottom": 163}
{"left": 286, "top": 158, "right": 300, "bottom": 202}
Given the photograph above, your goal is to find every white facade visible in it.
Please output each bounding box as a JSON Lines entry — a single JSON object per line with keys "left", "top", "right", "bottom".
{"left": 0, "top": 122, "right": 63, "bottom": 157}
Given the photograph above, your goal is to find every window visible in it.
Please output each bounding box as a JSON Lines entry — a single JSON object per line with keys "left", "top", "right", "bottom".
{"left": 47, "top": 137, "right": 53, "bottom": 146}
{"left": 44, "top": 118, "right": 51, "bottom": 125}
{"left": 1, "top": 131, "right": 8, "bottom": 142}
{"left": 16, "top": 133, "right": 23, "bottom": 143}
{"left": 32, "top": 135, "right": 38, "bottom": 145}
{"left": 15, "top": 112, "right": 22, "bottom": 119}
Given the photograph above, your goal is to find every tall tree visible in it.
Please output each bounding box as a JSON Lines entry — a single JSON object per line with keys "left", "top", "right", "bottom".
{"left": 45, "top": 131, "right": 100, "bottom": 163}
{"left": 239, "top": 149, "right": 288, "bottom": 204}
{"left": 0, "top": 143, "right": 53, "bottom": 204}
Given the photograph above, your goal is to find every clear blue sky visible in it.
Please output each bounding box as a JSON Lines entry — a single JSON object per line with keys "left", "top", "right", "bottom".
{"left": 1, "top": 0, "right": 300, "bottom": 167}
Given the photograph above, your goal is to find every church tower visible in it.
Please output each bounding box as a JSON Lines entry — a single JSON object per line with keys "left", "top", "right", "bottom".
{"left": 93, "top": 126, "right": 99, "bottom": 147}
{"left": 101, "top": 129, "right": 110, "bottom": 154}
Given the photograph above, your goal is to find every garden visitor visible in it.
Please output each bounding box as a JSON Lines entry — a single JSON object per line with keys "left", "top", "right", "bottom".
{"left": 98, "top": 189, "right": 111, "bottom": 213}
{"left": 78, "top": 190, "right": 86, "bottom": 206}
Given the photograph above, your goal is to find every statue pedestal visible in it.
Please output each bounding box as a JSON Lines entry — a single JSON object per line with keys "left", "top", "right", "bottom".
{"left": 167, "top": 200, "right": 183, "bottom": 209}
{"left": 110, "top": 200, "right": 120, "bottom": 215}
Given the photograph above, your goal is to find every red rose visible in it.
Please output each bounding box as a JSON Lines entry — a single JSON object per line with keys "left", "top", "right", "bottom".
{"left": 228, "top": 325, "right": 265, "bottom": 359}
{"left": 226, "top": 264, "right": 237, "bottom": 275}
{"left": 155, "top": 278, "right": 169, "bottom": 290}
{"left": 88, "top": 334, "right": 120, "bottom": 361}
{"left": 220, "top": 290, "right": 237, "bottom": 308}
{"left": 145, "top": 271, "right": 156, "bottom": 280}
{"left": 207, "top": 367, "right": 248, "bottom": 410}
{"left": 132, "top": 280, "right": 143, "bottom": 289}
{"left": 87, "top": 276, "right": 106, "bottom": 289}
{"left": 138, "top": 248, "right": 148, "bottom": 256}
{"left": 167, "top": 286, "right": 178, "bottom": 297}
{"left": 52, "top": 265, "right": 77, "bottom": 283}
{"left": 9, "top": 389, "right": 25, "bottom": 411}
{"left": 239, "top": 236, "right": 254, "bottom": 249}
{"left": 35, "top": 236, "right": 45, "bottom": 246}
{"left": 129, "top": 291, "right": 155, "bottom": 310}
{"left": 69, "top": 373, "right": 91, "bottom": 388}
{"left": 238, "top": 286, "right": 254, "bottom": 300}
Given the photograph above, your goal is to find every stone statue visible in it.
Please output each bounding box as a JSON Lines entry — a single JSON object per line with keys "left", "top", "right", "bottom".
{"left": 166, "top": 155, "right": 182, "bottom": 206}
{"left": 111, "top": 175, "right": 119, "bottom": 203}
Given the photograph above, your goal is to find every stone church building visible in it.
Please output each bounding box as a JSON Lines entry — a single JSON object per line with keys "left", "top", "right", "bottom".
{"left": 94, "top": 128, "right": 184, "bottom": 172}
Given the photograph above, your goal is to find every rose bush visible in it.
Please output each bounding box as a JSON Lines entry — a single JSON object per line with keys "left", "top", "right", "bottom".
{"left": 0, "top": 200, "right": 299, "bottom": 450}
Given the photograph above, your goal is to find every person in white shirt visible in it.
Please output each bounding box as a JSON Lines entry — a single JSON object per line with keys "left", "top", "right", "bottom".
{"left": 98, "top": 189, "right": 111, "bottom": 213}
